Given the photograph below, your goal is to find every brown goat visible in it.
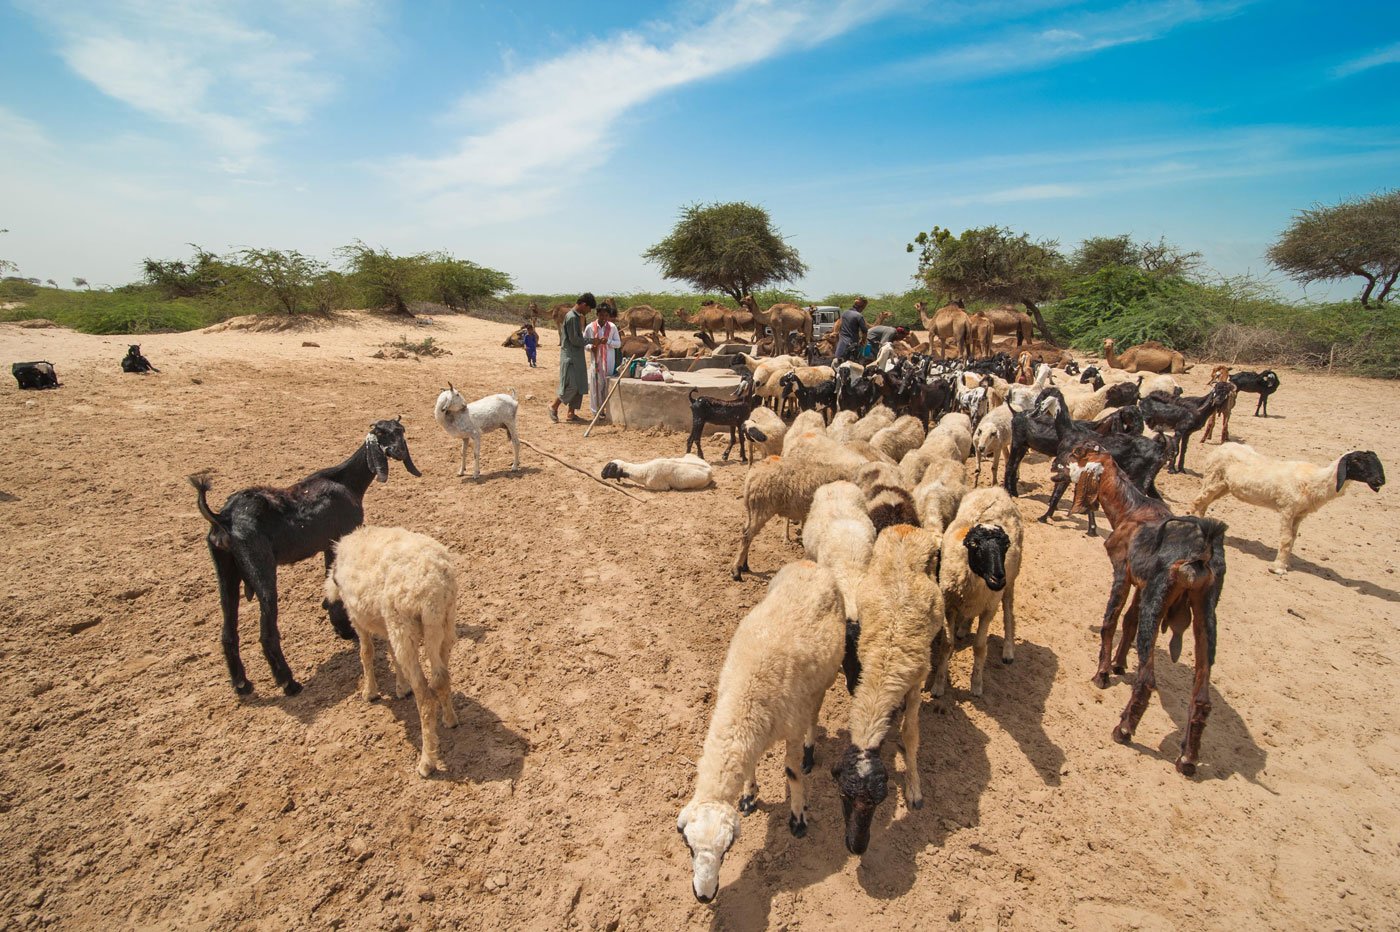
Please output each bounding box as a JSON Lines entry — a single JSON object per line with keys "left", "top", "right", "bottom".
{"left": 1068, "top": 443, "right": 1228, "bottom": 776}
{"left": 1201, "top": 365, "right": 1237, "bottom": 443}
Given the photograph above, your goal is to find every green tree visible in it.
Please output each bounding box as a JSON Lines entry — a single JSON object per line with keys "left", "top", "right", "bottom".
{"left": 235, "top": 248, "right": 326, "bottom": 314}
{"left": 336, "top": 241, "right": 424, "bottom": 315}
{"left": 643, "top": 201, "right": 807, "bottom": 302}
{"left": 1071, "top": 235, "right": 1202, "bottom": 280}
{"left": 72, "top": 277, "right": 89, "bottom": 289}
{"left": 1268, "top": 190, "right": 1400, "bottom": 307}
{"left": 142, "top": 245, "right": 232, "bottom": 299}
{"left": 907, "top": 225, "right": 1066, "bottom": 339}
{"left": 422, "top": 253, "right": 515, "bottom": 311}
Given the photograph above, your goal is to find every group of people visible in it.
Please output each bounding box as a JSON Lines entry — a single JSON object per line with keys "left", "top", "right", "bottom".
{"left": 833, "top": 297, "right": 910, "bottom": 361}
{"left": 549, "top": 292, "right": 621, "bottom": 424}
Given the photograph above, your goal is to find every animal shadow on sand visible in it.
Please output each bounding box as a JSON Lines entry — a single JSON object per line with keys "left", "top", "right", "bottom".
{"left": 458, "top": 464, "right": 542, "bottom": 484}
{"left": 0, "top": 490, "right": 17, "bottom": 502}
{"left": 385, "top": 690, "right": 530, "bottom": 784}
{"left": 1106, "top": 649, "right": 1268, "bottom": 787}
{"left": 1226, "top": 535, "right": 1400, "bottom": 602}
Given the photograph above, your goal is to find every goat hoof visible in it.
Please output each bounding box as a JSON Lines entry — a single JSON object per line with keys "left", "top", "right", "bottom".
{"left": 233, "top": 679, "right": 254, "bottom": 695}
{"left": 1111, "top": 664, "right": 1126, "bottom": 676}
{"left": 1036, "top": 516, "right": 1050, "bottom": 524}
{"left": 1002, "top": 656, "right": 1013, "bottom": 665}
{"left": 282, "top": 679, "right": 303, "bottom": 697}
{"left": 731, "top": 571, "right": 743, "bottom": 582}
{"left": 788, "top": 814, "right": 808, "bottom": 838}
{"left": 908, "top": 796, "right": 924, "bottom": 811}
{"left": 1092, "top": 673, "right": 1110, "bottom": 689}
{"left": 1175, "top": 758, "right": 1197, "bottom": 777}
{"left": 1085, "top": 529, "right": 1099, "bottom": 538}
{"left": 1112, "top": 726, "right": 1132, "bottom": 745}
{"left": 738, "top": 794, "right": 758, "bottom": 815}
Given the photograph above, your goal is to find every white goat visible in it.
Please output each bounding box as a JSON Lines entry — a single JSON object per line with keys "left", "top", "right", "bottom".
{"left": 678, "top": 561, "right": 845, "bottom": 903}
{"left": 1191, "top": 443, "right": 1385, "bottom": 574}
{"left": 601, "top": 455, "right": 713, "bottom": 490}
{"left": 433, "top": 384, "right": 520, "bottom": 480}
{"left": 323, "top": 526, "right": 458, "bottom": 777}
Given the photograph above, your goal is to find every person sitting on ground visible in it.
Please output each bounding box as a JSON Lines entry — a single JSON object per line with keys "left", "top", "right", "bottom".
{"left": 551, "top": 293, "right": 594, "bottom": 423}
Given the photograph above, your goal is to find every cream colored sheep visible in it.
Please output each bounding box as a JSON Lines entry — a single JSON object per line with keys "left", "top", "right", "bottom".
{"left": 912, "top": 465, "right": 968, "bottom": 536}
{"left": 742, "top": 406, "right": 788, "bottom": 457}
{"left": 1191, "top": 443, "right": 1385, "bottom": 574}
{"left": 825, "top": 409, "right": 860, "bottom": 441}
{"left": 935, "top": 487, "right": 1023, "bottom": 697}
{"left": 924, "top": 412, "right": 973, "bottom": 462}
{"left": 601, "top": 455, "right": 713, "bottom": 490}
{"left": 731, "top": 454, "right": 856, "bottom": 579}
{"left": 324, "top": 526, "right": 458, "bottom": 778}
{"left": 834, "top": 524, "right": 942, "bottom": 854}
{"left": 781, "top": 410, "right": 829, "bottom": 454}
{"left": 870, "top": 415, "right": 926, "bottom": 463}
{"left": 678, "top": 561, "right": 845, "bottom": 902}
{"left": 847, "top": 404, "right": 896, "bottom": 443}
{"left": 803, "top": 481, "right": 877, "bottom": 620}
{"left": 854, "top": 462, "right": 918, "bottom": 531}
{"left": 971, "top": 405, "right": 1012, "bottom": 487}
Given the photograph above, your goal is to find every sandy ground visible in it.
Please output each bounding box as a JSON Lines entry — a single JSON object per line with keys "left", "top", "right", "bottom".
{"left": 1, "top": 312, "right": 1397, "bottom": 931}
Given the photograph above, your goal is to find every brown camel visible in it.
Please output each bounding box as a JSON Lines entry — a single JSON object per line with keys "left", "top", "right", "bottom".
{"left": 873, "top": 310, "right": 894, "bottom": 327}
{"left": 917, "top": 300, "right": 970, "bottom": 359}
{"left": 739, "top": 295, "right": 812, "bottom": 356}
{"left": 524, "top": 302, "right": 541, "bottom": 327}
{"left": 548, "top": 302, "right": 574, "bottom": 344}
{"left": 984, "top": 304, "right": 1036, "bottom": 344}
{"left": 967, "top": 311, "right": 994, "bottom": 358}
{"left": 620, "top": 332, "right": 664, "bottom": 358}
{"left": 676, "top": 305, "right": 734, "bottom": 342}
{"left": 1103, "top": 338, "right": 1190, "bottom": 374}
{"left": 618, "top": 304, "right": 667, "bottom": 337}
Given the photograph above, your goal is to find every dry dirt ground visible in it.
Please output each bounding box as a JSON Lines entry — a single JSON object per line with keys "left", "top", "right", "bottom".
{"left": 1, "top": 313, "right": 1397, "bottom": 931}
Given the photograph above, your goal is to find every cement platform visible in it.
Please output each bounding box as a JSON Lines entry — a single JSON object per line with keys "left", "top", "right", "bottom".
{"left": 604, "top": 368, "right": 746, "bottom": 431}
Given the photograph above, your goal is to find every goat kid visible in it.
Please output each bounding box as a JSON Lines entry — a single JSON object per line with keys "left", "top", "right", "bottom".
{"left": 433, "top": 383, "right": 521, "bottom": 480}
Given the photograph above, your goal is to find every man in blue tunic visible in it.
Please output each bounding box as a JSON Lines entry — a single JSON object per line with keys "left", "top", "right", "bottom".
{"left": 833, "top": 297, "right": 869, "bottom": 361}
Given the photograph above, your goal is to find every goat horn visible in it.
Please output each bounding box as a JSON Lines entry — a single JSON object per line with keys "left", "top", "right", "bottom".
{"left": 447, "top": 382, "right": 454, "bottom": 393}
{"left": 395, "top": 414, "right": 402, "bottom": 423}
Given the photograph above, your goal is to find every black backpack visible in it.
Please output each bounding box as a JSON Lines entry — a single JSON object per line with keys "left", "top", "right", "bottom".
{"left": 12, "top": 361, "right": 59, "bottom": 389}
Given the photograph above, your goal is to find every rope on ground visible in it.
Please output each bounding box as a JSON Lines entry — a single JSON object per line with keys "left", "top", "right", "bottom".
{"left": 519, "top": 437, "right": 649, "bottom": 503}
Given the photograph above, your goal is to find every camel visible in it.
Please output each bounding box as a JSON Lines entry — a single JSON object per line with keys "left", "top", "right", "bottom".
{"left": 918, "top": 301, "right": 970, "bottom": 359}
{"left": 620, "top": 332, "right": 664, "bottom": 358}
{"left": 548, "top": 302, "right": 574, "bottom": 344}
{"left": 524, "top": 302, "right": 541, "bottom": 327}
{"left": 660, "top": 332, "right": 717, "bottom": 358}
{"left": 984, "top": 305, "right": 1036, "bottom": 344}
{"left": 1103, "top": 337, "right": 1190, "bottom": 374}
{"left": 967, "top": 311, "right": 994, "bottom": 358}
{"left": 739, "top": 294, "right": 812, "bottom": 356}
{"left": 873, "top": 310, "right": 894, "bottom": 327}
{"left": 618, "top": 304, "right": 666, "bottom": 337}
{"left": 675, "top": 305, "right": 735, "bottom": 343}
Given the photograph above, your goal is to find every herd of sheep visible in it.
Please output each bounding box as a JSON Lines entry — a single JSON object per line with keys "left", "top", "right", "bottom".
{"left": 180, "top": 327, "right": 1386, "bottom": 905}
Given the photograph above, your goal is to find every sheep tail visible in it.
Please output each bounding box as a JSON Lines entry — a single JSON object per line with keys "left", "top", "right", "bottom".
{"left": 188, "top": 475, "right": 228, "bottom": 529}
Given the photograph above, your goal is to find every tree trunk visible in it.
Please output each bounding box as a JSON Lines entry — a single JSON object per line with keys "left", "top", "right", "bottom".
{"left": 1022, "top": 300, "right": 1056, "bottom": 345}
{"left": 1359, "top": 272, "right": 1377, "bottom": 309}
{"left": 1376, "top": 269, "right": 1398, "bottom": 305}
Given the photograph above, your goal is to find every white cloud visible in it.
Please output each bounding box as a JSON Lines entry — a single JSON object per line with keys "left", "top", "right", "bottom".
{"left": 17, "top": 0, "right": 380, "bottom": 165}
{"left": 885, "top": 0, "right": 1251, "bottom": 81}
{"left": 1332, "top": 41, "right": 1400, "bottom": 79}
{"left": 387, "top": 0, "right": 901, "bottom": 221}
{"left": 952, "top": 182, "right": 1087, "bottom": 205}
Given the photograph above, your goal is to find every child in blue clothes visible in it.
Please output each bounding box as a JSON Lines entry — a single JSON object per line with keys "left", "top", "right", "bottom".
{"left": 522, "top": 324, "right": 539, "bottom": 368}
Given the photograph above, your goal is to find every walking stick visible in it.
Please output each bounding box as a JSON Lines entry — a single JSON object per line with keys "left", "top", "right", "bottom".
{"left": 584, "top": 355, "right": 639, "bottom": 438}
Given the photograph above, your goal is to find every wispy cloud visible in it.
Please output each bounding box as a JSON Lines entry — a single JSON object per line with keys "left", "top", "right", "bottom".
{"left": 1332, "top": 41, "right": 1400, "bottom": 79}
{"left": 18, "top": 0, "right": 382, "bottom": 169}
{"left": 886, "top": 0, "right": 1250, "bottom": 82}
{"left": 388, "top": 0, "right": 900, "bottom": 221}
{"left": 0, "top": 106, "right": 54, "bottom": 157}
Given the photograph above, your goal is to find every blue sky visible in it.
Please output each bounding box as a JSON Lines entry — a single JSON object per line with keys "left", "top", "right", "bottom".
{"left": 2, "top": 0, "right": 1397, "bottom": 300}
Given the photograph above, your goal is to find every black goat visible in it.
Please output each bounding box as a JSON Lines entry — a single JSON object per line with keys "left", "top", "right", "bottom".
{"left": 1063, "top": 360, "right": 1081, "bottom": 376}
{"left": 121, "top": 344, "right": 158, "bottom": 373}
{"left": 1139, "top": 382, "right": 1234, "bottom": 473}
{"left": 191, "top": 418, "right": 421, "bottom": 696}
{"left": 835, "top": 367, "right": 882, "bottom": 416}
{"left": 685, "top": 381, "right": 753, "bottom": 461}
{"left": 1228, "top": 369, "right": 1280, "bottom": 416}
{"left": 779, "top": 371, "right": 837, "bottom": 423}
{"left": 966, "top": 352, "right": 1016, "bottom": 383}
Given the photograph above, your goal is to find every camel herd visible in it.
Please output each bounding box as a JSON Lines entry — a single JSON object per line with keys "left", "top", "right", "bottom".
{"left": 518, "top": 299, "right": 1192, "bottom": 376}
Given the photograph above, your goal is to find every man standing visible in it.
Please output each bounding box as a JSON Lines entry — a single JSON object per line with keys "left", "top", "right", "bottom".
{"left": 834, "top": 297, "right": 869, "bottom": 361}
{"left": 582, "top": 304, "right": 622, "bottom": 419}
{"left": 551, "top": 292, "right": 595, "bottom": 423}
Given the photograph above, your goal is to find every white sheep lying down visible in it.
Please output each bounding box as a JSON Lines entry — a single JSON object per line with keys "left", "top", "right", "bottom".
{"left": 324, "top": 526, "right": 459, "bottom": 778}
{"left": 678, "top": 561, "right": 845, "bottom": 903}
{"left": 600, "top": 454, "right": 713, "bottom": 490}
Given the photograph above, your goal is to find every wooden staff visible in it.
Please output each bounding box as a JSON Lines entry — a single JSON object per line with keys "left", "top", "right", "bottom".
{"left": 518, "top": 438, "right": 648, "bottom": 503}
{"left": 584, "top": 354, "right": 639, "bottom": 438}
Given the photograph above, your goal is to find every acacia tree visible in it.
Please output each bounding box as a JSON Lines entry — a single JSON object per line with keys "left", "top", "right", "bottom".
{"left": 142, "top": 245, "right": 232, "bottom": 298}
{"left": 337, "top": 241, "right": 423, "bottom": 315}
{"left": 1072, "top": 234, "right": 1201, "bottom": 279}
{"left": 1268, "top": 190, "right": 1400, "bottom": 307}
{"left": 72, "top": 277, "right": 89, "bottom": 289}
{"left": 236, "top": 248, "right": 326, "bottom": 314}
{"left": 422, "top": 253, "right": 515, "bottom": 312}
{"left": 907, "top": 225, "right": 1066, "bottom": 339}
{"left": 643, "top": 201, "right": 807, "bottom": 302}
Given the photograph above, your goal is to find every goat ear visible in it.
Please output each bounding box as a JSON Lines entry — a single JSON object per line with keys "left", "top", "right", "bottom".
{"left": 365, "top": 436, "right": 389, "bottom": 483}
{"left": 1336, "top": 457, "right": 1348, "bottom": 492}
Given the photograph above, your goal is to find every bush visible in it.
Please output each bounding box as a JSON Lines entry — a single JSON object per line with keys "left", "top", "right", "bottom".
{"left": 0, "top": 284, "right": 230, "bottom": 333}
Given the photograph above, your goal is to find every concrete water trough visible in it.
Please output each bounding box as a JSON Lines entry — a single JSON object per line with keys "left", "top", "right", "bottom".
{"left": 604, "top": 367, "right": 746, "bottom": 432}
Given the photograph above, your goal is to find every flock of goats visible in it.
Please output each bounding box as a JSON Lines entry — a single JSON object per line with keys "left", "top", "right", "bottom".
{"left": 174, "top": 299, "right": 1387, "bottom": 907}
